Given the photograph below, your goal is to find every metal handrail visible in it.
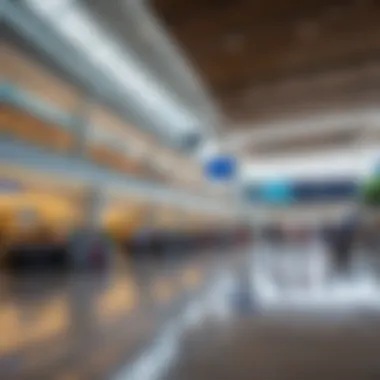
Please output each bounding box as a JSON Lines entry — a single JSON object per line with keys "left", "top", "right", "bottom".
{"left": 0, "top": 139, "right": 232, "bottom": 214}
{"left": 1, "top": 82, "right": 132, "bottom": 156}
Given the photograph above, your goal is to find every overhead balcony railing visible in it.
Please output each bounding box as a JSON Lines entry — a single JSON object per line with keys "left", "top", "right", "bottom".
{"left": 1, "top": 84, "right": 231, "bottom": 210}
{"left": 1, "top": 73, "right": 225, "bottom": 196}
{"left": 0, "top": 139, "right": 236, "bottom": 216}
{"left": 0, "top": 81, "right": 142, "bottom": 163}
{"left": 1, "top": 81, "right": 74, "bottom": 132}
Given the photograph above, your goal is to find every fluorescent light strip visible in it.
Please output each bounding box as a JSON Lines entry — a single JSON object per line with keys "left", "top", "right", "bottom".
{"left": 25, "top": 0, "right": 71, "bottom": 15}
{"left": 24, "top": 0, "right": 198, "bottom": 134}
{"left": 241, "top": 146, "right": 380, "bottom": 181}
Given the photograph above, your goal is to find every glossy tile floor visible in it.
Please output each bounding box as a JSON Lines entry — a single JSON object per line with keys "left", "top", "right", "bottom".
{"left": 1, "top": 244, "right": 380, "bottom": 380}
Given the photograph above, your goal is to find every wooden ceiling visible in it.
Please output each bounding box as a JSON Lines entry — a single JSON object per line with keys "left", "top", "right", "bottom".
{"left": 251, "top": 128, "right": 358, "bottom": 156}
{"left": 153, "top": 0, "right": 380, "bottom": 124}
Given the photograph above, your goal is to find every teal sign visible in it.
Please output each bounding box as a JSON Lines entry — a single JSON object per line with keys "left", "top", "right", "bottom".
{"left": 261, "top": 180, "right": 293, "bottom": 204}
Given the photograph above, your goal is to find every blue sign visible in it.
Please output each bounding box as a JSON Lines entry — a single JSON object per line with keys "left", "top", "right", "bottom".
{"left": 205, "top": 156, "right": 237, "bottom": 181}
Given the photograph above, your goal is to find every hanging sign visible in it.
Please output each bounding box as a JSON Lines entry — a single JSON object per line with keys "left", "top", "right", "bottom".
{"left": 205, "top": 155, "right": 237, "bottom": 182}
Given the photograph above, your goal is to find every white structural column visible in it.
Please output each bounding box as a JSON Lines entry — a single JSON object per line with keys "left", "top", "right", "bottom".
{"left": 69, "top": 186, "right": 111, "bottom": 269}
{"left": 71, "top": 93, "right": 93, "bottom": 158}
{"left": 69, "top": 94, "right": 112, "bottom": 269}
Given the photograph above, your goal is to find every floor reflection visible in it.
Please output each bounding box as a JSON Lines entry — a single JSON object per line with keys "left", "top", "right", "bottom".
{"left": 1, "top": 244, "right": 379, "bottom": 379}
{"left": 0, "top": 252, "right": 212, "bottom": 379}
{"left": 250, "top": 240, "right": 380, "bottom": 309}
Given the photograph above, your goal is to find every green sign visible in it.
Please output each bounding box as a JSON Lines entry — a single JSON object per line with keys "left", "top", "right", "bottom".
{"left": 363, "top": 176, "right": 380, "bottom": 206}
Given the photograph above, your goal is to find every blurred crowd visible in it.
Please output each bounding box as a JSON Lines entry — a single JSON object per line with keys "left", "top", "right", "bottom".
{"left": 0, "top": 220, "right": 252, "bottom": 272}
{"left": 259, "top": 213, "right": 380, "bottom": 278}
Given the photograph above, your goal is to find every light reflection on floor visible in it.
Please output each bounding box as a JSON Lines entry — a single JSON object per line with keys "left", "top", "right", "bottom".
{"left": 250, "top": 241, "right": 380, "bottom": 310}
{"left": 114, "top": 264, "right": 239, "bottom": 380}
{"left": 114, "top": 243, "right": 380, "bottom": 380}
{"left": 1, "top": 244, "right": 379, "bottom": 380}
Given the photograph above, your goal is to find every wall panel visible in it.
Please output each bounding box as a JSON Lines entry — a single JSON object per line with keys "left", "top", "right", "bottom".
{"left": 0, "top": 104, "right": 73, "bottom": 153}
{"left": 1, "top": 44, "right": 81, "bottom": 113}
{"left": 89, "top": 143, "right": 142, "bottom": 176}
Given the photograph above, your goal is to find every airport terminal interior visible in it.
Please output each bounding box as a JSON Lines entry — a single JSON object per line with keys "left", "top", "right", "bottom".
{"left": 1, "top": 0, "right": 380, "bottom": 379}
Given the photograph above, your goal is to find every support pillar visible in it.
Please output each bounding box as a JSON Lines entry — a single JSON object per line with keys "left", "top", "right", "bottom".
{"left": 71, "top": 94, "right": 93, "bottom": 158}
{"left": 69, "top": 186, "right": 112, "bottom": 270}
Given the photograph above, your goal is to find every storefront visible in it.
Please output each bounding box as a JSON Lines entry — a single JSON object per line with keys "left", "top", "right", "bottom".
{"left": 0, "top": 166, "right": 85, "bottom": 270}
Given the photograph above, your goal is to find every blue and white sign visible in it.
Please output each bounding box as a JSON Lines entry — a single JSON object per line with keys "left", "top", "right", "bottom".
{"left": 205, "top": 155, "right": 237, "bottom": 181}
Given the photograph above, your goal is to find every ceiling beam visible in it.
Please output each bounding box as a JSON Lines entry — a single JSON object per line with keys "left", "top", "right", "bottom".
{"left": 223, "top": 108, "right": 380, "bottom": 151}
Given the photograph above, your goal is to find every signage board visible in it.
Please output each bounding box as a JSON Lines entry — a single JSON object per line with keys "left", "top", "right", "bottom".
{"left": 205, "top": 156, "right": 237, "bottom": 181}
